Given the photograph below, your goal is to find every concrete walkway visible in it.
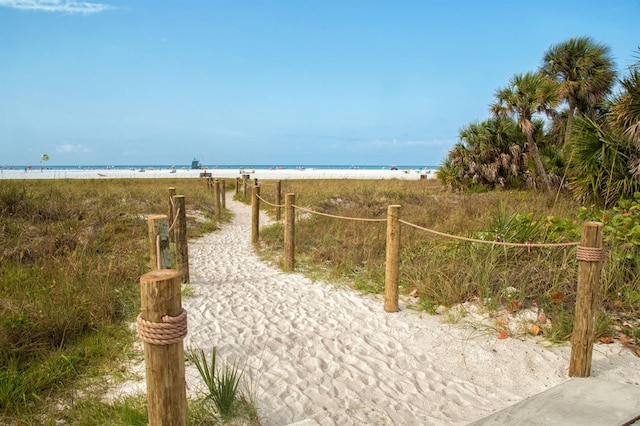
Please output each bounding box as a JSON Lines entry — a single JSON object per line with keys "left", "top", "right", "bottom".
{"left": 470, "top": 378, "right": 640, "bottom": 425}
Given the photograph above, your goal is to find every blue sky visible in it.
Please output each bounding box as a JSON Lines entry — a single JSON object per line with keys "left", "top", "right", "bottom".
{"left": 0, "top": 0, "right": 638, "bottom": 167}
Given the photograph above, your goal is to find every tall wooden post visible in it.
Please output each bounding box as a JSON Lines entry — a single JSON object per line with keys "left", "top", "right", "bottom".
{"left": 569, "top": 221, "right": 604, "bottom": 377}
{"left": 168, "top": 187, "right": 176, "bottom": 242}
{"left": 284, "top": 193, "right": 295, "bottom": 272}
{"left": 148, "top": 215, "right": 171, "bottom": 270}
{"left": 138, "top": 269, "right": 187, "bottom": 426}
{"left": 214, "top": 179, "right": 221, "bottom": 218}
{"left": 276, "top": 180, "right": 282, "bottom": 221}
{"left": 252, "top": 185, "right": 260, "bottom": 244}
{"left": 221, "top": 180, "right": 226, "bottom": 210}
{"left": 173, "top": 195, "right": 189, "bottom": 283}
{"left": 235, "top": 177, "right": 240, "bottom": 194}
{"left": 254, "top": 178, "right": 258, "bottom": 187}
{"left": 385, "top": 205, "right": 401, "bottom": 312}
{"left": 243, "top": 175, "right": 248, "bottom": 198}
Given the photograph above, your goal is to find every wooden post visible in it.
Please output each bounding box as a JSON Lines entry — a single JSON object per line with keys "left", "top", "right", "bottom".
{"left": 384, "top": 205, "right": 401, "bottom": 312}
{"left": 276, "top": 180, "right": 282, "bottom": 221}
{"left": 214, "top": 179, "right": 221, "bottom": 218}
{"left": 173, "top": 195, "right": 190, "bottom": 283}
{"left": 139, "top": 269, "right": 187, "bottom": 426}
{"left": 148, "top": 215, "right": 171, "bottom": 270}
{"left": 221, "top": 180, "right": 226, "bottom": 210}
{"left": 235, "top": 177, "right": 240, "bottom": 194}
{"left": 168, "top": 187, "right": 176, "bottom": 242}
{"left": 254, "top": 178, "right": 258, "bottom": 187}
{"left": 243, "top": 175, "right": 248, "bottom": 198}
{"left": 284, "top": 193, "right": 295, "bottom": 272}
{"left": 569, "top": 221, "right": 604, "bottom": 377}
{"left": 252, "top": 185, "right": 260, "bottom": 244}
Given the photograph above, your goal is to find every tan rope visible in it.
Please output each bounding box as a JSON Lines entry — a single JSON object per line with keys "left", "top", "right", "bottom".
{"left": 169, "top": 207, "right": 180, "bottom": 233}
{"left": 256, "top": 193, "right": 283, "bottom": 208}
{"left": 137, "top": 308, "right": 188, "bottom": 345}
{"left": 292, "top": 204, "right": 387, "bottom": 223}
{"left": 576, "top": 246, "right": 606, "bottom": 262}
{"left": 398, "top": 219, "right": 580, "bottom": 248}
{"left": 253, "top": 194, "right": 581, "bottom": 248}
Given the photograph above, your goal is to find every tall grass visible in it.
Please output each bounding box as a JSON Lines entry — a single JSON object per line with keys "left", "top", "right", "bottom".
{"left": 187, "top": 347, "right": 250, "bottom": 420}
{"left": 250, "top": 179, "right": 637, "bottom": 340}
{"left": 0, "top": 178, "right": 227, "bottom": 420}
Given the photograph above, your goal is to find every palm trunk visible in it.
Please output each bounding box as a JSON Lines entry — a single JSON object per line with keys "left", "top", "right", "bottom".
{"left": 563, "top": 102, "right": 576, "bottom": 147}
{"left": 527, "top": 132, "right": 552, "bottom": 191}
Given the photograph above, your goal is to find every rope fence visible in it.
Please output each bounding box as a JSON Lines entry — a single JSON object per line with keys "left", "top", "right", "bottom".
{"left": 249, "top": 184, "right": 605, "bottom": 378}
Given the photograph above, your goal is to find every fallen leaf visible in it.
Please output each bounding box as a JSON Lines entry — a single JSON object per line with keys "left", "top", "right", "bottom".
{"left": 599, "top": 337, "right": 614, "bottom": 344}
{"left": 635, "top": 348, "right": 640, "bottom": 357}
{"left": 551, "top": 292, "right": 565, "bottom": 305}
{"left": 495, "top": 318, "right": 509, "bottom": 326}
{"left": 507, "top": 300, "right": 522, "bottom": 313}
{"left": 498, "top": 329, "right": 509, "bottom": 340}
{"left": 619, "top": 335, "right": 632, "bottom": 344}
{"left": 528, "top": 325, "right": 542, "bottom": 336}
{"left": 537, "top": 315, "right": 547, "bottom": 324}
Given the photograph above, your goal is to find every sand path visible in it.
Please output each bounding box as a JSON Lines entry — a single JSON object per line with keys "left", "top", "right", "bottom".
{"left": 177, "top": 195, "right": 639, "bottom": 425}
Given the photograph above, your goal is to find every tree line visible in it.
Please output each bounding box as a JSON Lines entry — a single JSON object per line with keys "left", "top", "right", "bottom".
{"left": 439, "top": 36, "right": 640, "bottom": 209}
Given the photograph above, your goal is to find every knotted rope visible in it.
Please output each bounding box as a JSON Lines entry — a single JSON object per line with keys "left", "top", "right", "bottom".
{"left": 137, "top": 308, "right": 188, "bottom": 345}
{"left": 576, "top": 246, "right": 606, "bottom": 262}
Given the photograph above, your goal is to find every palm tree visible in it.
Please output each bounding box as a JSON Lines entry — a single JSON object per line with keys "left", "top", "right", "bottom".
{"left": 491, "top": 71, "right": 559, "bottom": 191}
{"left": 542, "top": 36, "right": 616, "bottom": 147}
{"left": 609, "top": 49, "right": 640, "bottom": 147}
{"left": 439, "top": 117, "right": 528, "bottom": 190}
{"left": 566, "top": 49, "right": 640, "bottom": 207}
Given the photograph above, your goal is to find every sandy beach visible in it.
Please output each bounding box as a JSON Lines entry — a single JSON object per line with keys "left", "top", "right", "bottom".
{"left": 7, "top": 168, "right": 638, "bottom": 424}
{"left": 105, "top": 189, "right": 640, "bottom": 425}
{"left": 0, "top": 166, "right": 436, "bottom": 181}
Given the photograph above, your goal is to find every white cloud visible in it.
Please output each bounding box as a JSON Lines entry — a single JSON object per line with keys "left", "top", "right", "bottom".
{"left": 57, "top": 143, "right": 91, "bottom": 153}
{"left": 0, "top": 0, "right": 113, "bottom": 14}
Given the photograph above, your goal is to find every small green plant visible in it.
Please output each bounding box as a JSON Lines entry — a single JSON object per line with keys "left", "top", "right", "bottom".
{"left": 188, "top": 347, "right": 243, "bottom": 419}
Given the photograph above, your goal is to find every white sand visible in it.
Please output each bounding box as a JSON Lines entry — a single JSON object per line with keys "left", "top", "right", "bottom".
{"left": 9, "top": 168, "right": 638, "bottom": 424}
{"left": 0, "top": 167, "right": 435, "bottom": 180}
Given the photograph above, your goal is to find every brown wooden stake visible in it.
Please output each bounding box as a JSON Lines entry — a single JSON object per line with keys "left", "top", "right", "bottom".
{"left": 276, "top": 180, "right": 282, "bottom": 221}
{"left": 168, "top": 187, "right": 176, "bottom": 242}
{"left": 221, "top": 180, "right": 226, "bottom": 210}
{"left": 235, "top": 177, "right": 240, "bottom": 194}
{"left": 148, "top": 215, "right": 171, "bottom": 270}
{"left": 139, "top": 269, "right": 187, "bottom": 426}
{"left": 284, "top": 193, "right": 295, "bottom": 272}
{"left": 252, "top": 185, "right": 260, "bottom": 244}
{"left": 214, "top": 179, "right": 221, "bottom": 218}
{"left": 569, "top": 221, "right": 604, "bottom": 377}
{"left": 173, "top": 195, "right": 190, "bottom": 283}
{"left": 384, "top": 205, "right": 401, "bottom": 312}
{"left": 243, "top": 175, "right": 248, "bottom": 198}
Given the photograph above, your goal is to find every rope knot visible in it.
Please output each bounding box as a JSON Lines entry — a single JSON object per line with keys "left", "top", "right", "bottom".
{"left": 576, "top": 246, "right": 605, "bottom": 262}
{"left": 137, "top": 308, "right": 188, "bottom": 345}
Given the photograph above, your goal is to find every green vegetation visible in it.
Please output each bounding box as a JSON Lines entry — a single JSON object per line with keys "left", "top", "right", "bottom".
{"left": 187, "top": 347, "right": 258, "bottom": 423}
{"left": 440, "top": 37, "right": 639, "bottom": 208}
{"left": 0, "top": 178, "right": 232, "bottom": 424}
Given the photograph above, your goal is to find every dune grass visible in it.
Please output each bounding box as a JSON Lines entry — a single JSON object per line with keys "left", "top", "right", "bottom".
{"left": 247, "top": 179, "right": 640, "bottom": 342}
{"left": 0, "top": 178, "right": 231, "bottom": 423}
